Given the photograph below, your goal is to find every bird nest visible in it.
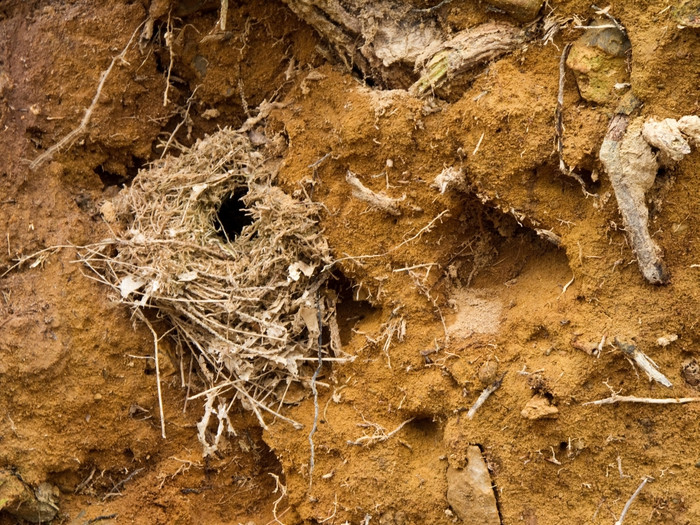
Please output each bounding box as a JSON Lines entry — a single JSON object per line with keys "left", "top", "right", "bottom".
{"left": 81, "top": 126, "right": 345, "bottom": 454}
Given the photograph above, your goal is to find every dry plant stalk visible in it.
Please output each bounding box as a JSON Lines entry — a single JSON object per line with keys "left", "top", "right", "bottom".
{"left": 466, "top": 372, "right": 506, "bottom": 419}
{"left": 346, "top": 170, "right": 404, "bottom": 216}
{"left": 584, "top": 394, "right": 700, "bottom": 406}
{"left": 81, "top": 125, "right": 349, "bottom": 454}
{"left": 615, "top": 338, "right": 672, "bottom": 388}
{"left": 615, "top": 477, "right": 651, "bottom": 525}
{"left": 218, "top": 0, "right": 229, "bottom": 31}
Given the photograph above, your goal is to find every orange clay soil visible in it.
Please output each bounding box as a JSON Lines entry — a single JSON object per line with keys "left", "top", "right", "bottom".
{"left": 1, "top": 1, "right": 699, "bottom": 524}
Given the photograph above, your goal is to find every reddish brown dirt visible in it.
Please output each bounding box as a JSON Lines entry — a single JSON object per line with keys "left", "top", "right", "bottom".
{"left": 1, "top": 1, "right": 699, "bottom": 524}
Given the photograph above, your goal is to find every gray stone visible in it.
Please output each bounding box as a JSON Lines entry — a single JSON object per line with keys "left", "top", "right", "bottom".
{"left": 446, "top": 446, "right": 500, "bottom": 524}
{"left": 0, "top": 471, "right": 59, "bottom": 524}
{"left": 566, "top": 20, "right": 631, "bottom": 105}
{"left": 521, "top": 394, "right": 559, "bottom": 420}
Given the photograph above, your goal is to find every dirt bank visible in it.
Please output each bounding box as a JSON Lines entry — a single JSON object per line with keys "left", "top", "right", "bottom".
{"left": 1, "top": 1, "right": 699, "bottom": 524}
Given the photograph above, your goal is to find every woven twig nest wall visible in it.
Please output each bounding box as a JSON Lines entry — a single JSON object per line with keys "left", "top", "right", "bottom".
{"left": 82, "top": 127, "right": 345, "bottom": 454}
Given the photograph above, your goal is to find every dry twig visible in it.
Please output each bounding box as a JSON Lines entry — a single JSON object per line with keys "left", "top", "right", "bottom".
{"left": 466, "top": 372, "right": 506, "bottom": 419}
{"left": 615, "top": 477, "right": 651, "bottom": 525}
{"left": 102, "top": 468, "right": 145, "bottom": 500}
{"left": 218, "top": 0, "right": 229, "bottom": 31}
{"left": 345, "top": 170, "right": 404, "bottom": 216}
{"left": 583, "top": 394, "right": 700, "bottom": 406}
{"left": 615, "top": 338, "right": 672, "bottom": 388}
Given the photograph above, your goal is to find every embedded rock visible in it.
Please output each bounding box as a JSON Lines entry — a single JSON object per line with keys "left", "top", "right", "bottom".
{"left": 566, "top": 20, "right": 631, "bottom": 105}
{"left": 521, "top": 394, "right": 559, "bottom": 420}
{"left": 446, "top": 446, "right": 500, "bottom": 524}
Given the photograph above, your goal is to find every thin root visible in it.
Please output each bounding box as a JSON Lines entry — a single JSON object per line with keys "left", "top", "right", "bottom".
{"left": 30, "top": 21, "right": 144, "bottom": 170}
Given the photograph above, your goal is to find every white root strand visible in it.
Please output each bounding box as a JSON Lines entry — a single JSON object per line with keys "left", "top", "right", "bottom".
{"left": 615, "top": 477, "right": 650, "bottom": 525}
{"left": 583, "top": 395, "right": 700, "bottom": 406}
{"left": 140, "top": 313, "right": 167, "bottom": 439}
{"left": 466, "top": 373, "right": 505, "bottom": 419}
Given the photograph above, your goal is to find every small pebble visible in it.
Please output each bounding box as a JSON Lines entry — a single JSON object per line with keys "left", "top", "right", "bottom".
{"left": 478, "top": 361, "right": 498, "bottom": 385}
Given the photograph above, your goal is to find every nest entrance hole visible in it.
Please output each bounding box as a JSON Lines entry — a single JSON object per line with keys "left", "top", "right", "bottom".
{"left": 215, "top": 188, "right": 254, "bottom": 241}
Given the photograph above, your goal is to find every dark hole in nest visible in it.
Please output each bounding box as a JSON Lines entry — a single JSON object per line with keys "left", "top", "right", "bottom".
{"left": 215, "top": 188, "right": 254, "bottom": 241}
